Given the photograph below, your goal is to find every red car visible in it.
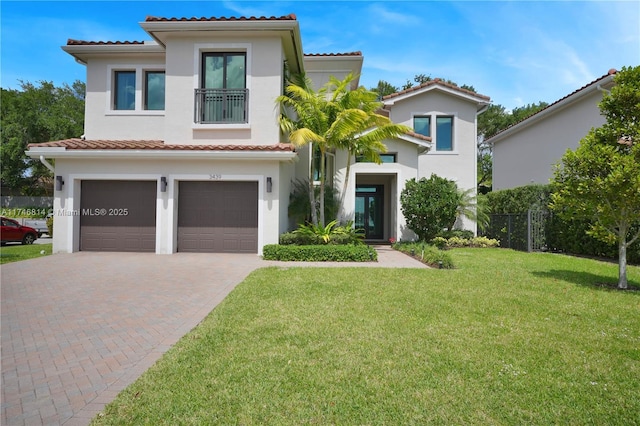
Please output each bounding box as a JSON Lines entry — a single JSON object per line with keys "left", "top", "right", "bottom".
{"left": 1, "top": 217, "right": 39, "bottom": 245}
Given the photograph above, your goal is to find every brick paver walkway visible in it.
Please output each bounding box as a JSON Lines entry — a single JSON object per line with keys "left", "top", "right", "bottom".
{"left": 1, "top": 247, "right": 425, "bottom": 425}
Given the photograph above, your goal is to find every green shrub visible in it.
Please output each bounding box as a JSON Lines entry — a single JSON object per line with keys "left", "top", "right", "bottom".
{"left": 393, "top": 242, "right": 454, "bottom": 269}
{"left": 432, "top": 237, "right": 448, "bottom": 250}
{"left": 46, "top": 216, "right": 53, "bottom": 237}
{"left": 400, "top": 174, "right": 459, "bottom": 241}
{"left": 487, "top": 184, "right": 551, "bottom": 214}
{"left": 262, "top": 244, "right": 377, "bottom": 262}
{"left": 437, "top": 229, "right": 474, "bottom": 240}
{"left": 283, "top": 220, "right": 365, "bottom": 246}
{"left": 430, "top": 235, "right": 500, "bottom": 249}
{"left": 547, "top": 215, "right": 640, "bottom": 264}
{"left": 469, "top": 236, "right": 500, "bottom": 248}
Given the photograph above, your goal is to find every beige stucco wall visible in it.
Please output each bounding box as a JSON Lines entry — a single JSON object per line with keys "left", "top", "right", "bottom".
{"left": 163, "top": 35, "right": 284, "bottom": 145}
{"left": 84, "top": 55, "right": 166, "bottom": 140}
{"left": 50, "top": 157, "right": 292, "bottom": 254}
{"left": 82, "top": 36, "right": 285, "bottom": 145}
{"left": 389, "top": 90, "right": 480, "bottom": 233}
{"left": 492, "top": 90, "right": 605, "bottom": 190}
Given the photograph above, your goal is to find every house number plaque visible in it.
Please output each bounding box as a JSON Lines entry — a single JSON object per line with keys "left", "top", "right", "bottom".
{"left": 209, "top": 174, "right": 222, "bottom": 180}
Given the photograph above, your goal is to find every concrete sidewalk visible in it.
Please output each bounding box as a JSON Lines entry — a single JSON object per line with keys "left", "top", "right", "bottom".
{"left": 1, "top": 247, "right": 426, "bottom": 425}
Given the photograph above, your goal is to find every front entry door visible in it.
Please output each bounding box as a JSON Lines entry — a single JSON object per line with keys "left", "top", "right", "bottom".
{"left": 355, "top": 185, "right": 384, "bottom": 240}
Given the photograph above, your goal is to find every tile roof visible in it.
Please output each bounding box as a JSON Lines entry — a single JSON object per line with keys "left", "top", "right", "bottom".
{"left": 404, "top": 131, "right": 432, "bottom": 142}
{"left": 145, "top": 14, "right": 297, "bottom": 22}
{"left": 67, "top": 39, "right": 145, "bottom": 46}
{"left": 383, "top": 78, "right": 491, "bottom": 102}
{"left": 304, "top": 52, "right": 362, "bottom": 57}
{"left": 28, "top": 139, "right": 295, "bottom": 152}
{"left": 487, "top": 69, "right": 617, "bottom": 141}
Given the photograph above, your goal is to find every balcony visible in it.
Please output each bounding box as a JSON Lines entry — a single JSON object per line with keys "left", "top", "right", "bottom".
{"left": 194, "top": 88, "right": 249, "bottom": 124}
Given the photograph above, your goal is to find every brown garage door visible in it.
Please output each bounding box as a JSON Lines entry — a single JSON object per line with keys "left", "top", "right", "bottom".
{"left": 178, "top": 181, "right": 258, "bottom": 253}
{"left": 80, "top": 180, "right": 156, "bottom": 252}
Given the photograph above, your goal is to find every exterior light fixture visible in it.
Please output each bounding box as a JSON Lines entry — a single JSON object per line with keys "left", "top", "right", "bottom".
{"left": 266, "top": 177, "right": 272, "bottom": 193}
{"left": 55, "top": 176, "right": 64, "bottom": 191}
{"left": 160, "top": 176, "right": 168, "bottom": 193}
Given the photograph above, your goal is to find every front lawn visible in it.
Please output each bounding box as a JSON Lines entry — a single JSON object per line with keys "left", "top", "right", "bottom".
{"left": 0, "top": 243, "right": 52, "bottom": 264}
{"left": 94, "top": 249, "right": 640, "bottom": 425}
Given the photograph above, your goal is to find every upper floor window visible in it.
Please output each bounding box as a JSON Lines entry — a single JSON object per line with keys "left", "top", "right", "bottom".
{"left": 114, "top": 71, "right": 135, "bottom": 110}
{"left": 413, "top": 115, "right": 454, "bottom": 151}
{"left": 413, "top": 116, "right": 431, "bottom": 137}
{"left": 436, "top": 116, "right": 453, "bottom": 151}
{"left": 195, "top": 52, "right": 248, "bottom": 124}
{"left": 145, "top": 71, "right": 165, "bottom": 110}
{"left": 109, "top": 66, "right": 165, "bottom": 113}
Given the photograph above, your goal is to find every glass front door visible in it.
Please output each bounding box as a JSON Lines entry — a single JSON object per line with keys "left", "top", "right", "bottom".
{"left": 355, "top": 185, "right": 383, "bottom": 240}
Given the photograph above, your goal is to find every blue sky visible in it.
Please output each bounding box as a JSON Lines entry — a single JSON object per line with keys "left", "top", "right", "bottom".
{"left": 1, "top": 0, "right": 638, "bottom": 110}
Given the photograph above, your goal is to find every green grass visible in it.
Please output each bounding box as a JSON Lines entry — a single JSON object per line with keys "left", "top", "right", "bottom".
{"left": 93, "top": 249, "right": 640, "bottom": 425}
{"left": 0, "top": 243, "right": 51, "bottom": 264}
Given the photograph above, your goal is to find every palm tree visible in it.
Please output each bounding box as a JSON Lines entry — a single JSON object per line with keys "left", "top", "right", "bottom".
{"left": 277, "top": 73, "right": 411, "bottom": 227}
{"left": 276, "top": 73, "right": 327, "bottom": 226}
{"left": 448, "top": 187, "right": 490, "bottom": 232}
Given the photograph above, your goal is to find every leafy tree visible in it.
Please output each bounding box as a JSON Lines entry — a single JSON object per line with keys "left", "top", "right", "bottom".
{"left": 1, "top": 80, "right": 85, "bottom": 195}
{"left": 371, "top": 80, "right": 399, "bottom": 98}
{"left": 510, "top": 102, "right": 549, "bottom": 123}
{"left": 400, "top": 174, "right": 459, "bottom": 241}
{"left": 551, "top": 65, "right": 640, "bottom": 289}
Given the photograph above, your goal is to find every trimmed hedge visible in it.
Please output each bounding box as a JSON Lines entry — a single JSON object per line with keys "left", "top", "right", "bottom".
{"left": 487, "top": 185, "right": 551, "bottom": 214}
{"left": 279, "top": 231, "right": 360, "bottom": 246}
{"left": 262, "top": 244, "right": 377, "bottom": 262}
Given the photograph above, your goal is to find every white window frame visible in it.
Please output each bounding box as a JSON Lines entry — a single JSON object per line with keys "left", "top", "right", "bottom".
{"left": 192, "top": 43, "right": 252, "bottom": 130}
{"left": 106, "top": 64, "right": 166, "bottom": 116}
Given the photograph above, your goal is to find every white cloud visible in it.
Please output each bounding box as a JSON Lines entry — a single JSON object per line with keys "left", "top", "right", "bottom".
{"left": 221, "top": 1, "right": 273, "bottom": 18}
{"left": 367, "top": 4, "right": 421, "bottom": 26}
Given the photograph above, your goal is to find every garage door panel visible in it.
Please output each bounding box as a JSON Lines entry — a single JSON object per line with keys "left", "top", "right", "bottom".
{"left": 80, "top": 181, "right": 156, "bottom": 252}
{"left": 178, "top": 181, "right": 258, "bottom": 253}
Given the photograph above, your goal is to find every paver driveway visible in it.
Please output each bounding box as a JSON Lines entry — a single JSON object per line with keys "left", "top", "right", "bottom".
{"left": 1, "top": 247, "right": 425, "bottom": 425}
{"left": 1, "top": 251, "right": 271, "bottom": 425}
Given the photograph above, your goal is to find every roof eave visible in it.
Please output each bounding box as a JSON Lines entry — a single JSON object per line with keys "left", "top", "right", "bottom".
{"left": 26, "top": 147, "right": 298, "bottom": 161}
{"left": 383, "top": 84, "right": 490, "bottom": 107}
{"left": 62, "top": 43, "right": 165, "bottom": 64}
{"left": 139, "top": 20, "right": 303, "bottom": 74}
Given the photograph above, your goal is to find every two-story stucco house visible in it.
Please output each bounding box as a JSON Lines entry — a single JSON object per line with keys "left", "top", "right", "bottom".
{"left": 489, "top": 69, "right": 617, "bottom": 190}
{"left": 27, "top": 13, "right": 490, "bottom": 254}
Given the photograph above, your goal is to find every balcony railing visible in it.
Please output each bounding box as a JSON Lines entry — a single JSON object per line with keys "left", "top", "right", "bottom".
{"left": 194, "top": 88, "right": 249, "bottom": 124}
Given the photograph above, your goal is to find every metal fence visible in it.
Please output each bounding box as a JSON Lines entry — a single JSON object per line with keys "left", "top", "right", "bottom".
{"left": 483, "top": 209, "right": 550, "bottom": 252}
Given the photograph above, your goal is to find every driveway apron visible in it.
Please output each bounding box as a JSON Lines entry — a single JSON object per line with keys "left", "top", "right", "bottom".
{"left": 1, "top": 248, "right": 425, "bottom": 425}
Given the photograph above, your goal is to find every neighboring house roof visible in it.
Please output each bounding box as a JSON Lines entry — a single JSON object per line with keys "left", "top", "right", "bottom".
{"left": 382, "top": 78, "right": 491, "bottom": 108}
{"left": 27, "top": 140, "right": 296, "bottom": 160}
{"left": 487, "top": 69, "right": 617, "bottom": 144}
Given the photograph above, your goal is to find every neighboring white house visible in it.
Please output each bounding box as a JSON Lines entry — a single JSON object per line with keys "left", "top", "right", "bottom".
{"left": 27, "top": 13, "right": 490, "bottom": 254}
{"left": 489, "top": 69, "right": 617, "bottom": 190}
